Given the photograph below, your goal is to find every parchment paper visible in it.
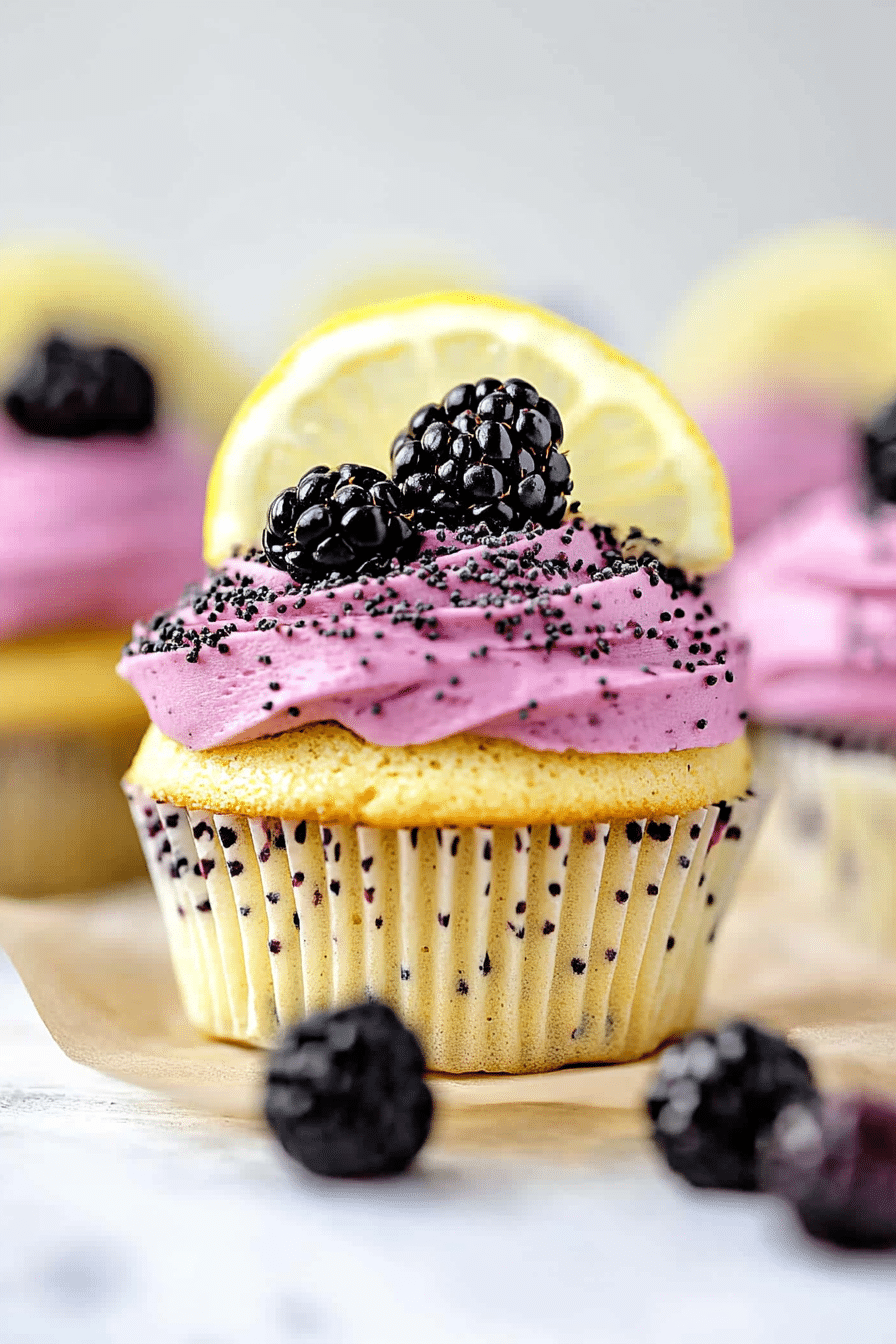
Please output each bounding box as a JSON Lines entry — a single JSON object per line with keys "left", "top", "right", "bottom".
{"left": 1, "top": 878, "right": 894, "bottom": 1155}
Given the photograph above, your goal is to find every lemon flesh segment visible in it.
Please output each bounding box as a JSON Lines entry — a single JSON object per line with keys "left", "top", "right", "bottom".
{"left": 205, "top": 293, "right": 732, "bottom": 572}
{"left": 660, "top": 222, "right": 896, "bottom": 416}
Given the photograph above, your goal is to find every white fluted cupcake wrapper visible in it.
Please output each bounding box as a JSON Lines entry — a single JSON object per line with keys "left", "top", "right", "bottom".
{"left": 746, "top": 727, "right": 896, "bottom": 953}
{"left": 125, "top": 785, "right": 761, "bottom": 1073}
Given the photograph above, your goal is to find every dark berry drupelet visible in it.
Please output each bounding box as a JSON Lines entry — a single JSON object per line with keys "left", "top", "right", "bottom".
{"left": 761, "top": 1093, "right": 896, "bottom": 1249}
{"left": 647, "top": 1020, "right": 819, "bottom": 1191}
{"left": 390, "top": 376, "right": 571, "bottom": 533}
{"left": 5, "top": 335, "right": 155, "bottom": 438}
{"left": 863, "top": 397, "right": 896, "bottom": 505}
{"left": 265, "top": 1001, "right": 434, "bottom": 1178}
{"left": 263, "top": 463, "right": 420, "bottom": 582}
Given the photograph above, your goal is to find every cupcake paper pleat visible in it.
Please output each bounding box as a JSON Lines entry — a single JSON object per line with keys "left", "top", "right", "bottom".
{"left": 746, "top": 728, "right": 896, "bottom": 952}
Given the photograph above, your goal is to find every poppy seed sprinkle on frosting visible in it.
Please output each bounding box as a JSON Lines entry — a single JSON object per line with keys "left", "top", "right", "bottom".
{"left": 120, "top": 519, "right": 746, "bottom": 754}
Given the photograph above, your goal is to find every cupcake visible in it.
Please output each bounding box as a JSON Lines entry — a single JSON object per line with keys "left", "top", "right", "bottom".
{"left": 661, "top": 225, "right": 896, "bottom": 953}
{"left": 710, "top": 447, "right": 896, "bottom": 954}
{"left": 0, "top": 245, "right": 250, "bottom": 896}
{"left": 119, "top": 294, "right": 760, "bottom": 1072}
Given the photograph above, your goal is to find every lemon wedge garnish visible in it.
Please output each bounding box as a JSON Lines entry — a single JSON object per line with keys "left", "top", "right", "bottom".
{"left": 660, "top": 222, "right": 896, "bottom": 416}
{"left": 205, "top": 293, "right": 731, "bottom": 572}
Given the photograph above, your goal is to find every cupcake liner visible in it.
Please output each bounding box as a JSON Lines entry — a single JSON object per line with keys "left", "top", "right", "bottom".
{"left": 125, "top": 784, "right": 762, "bottom": 1073}
{"left": 0, "top": 729, "right": 145, "bottom": 896}
{"left": 787, "top": 725, "right": 896, "bottom": 755}
{"left": 746, "top": 727, "right": 896, "bottom": 953}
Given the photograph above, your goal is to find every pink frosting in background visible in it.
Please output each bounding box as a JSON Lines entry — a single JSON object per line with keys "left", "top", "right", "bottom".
{"left": 120, "top": 522, "right": 748, "bottom": 755}
{"left": 0, "top": 419, "right": 209, "bottom": 641}
{"left": 711, "top": 484, "right": 896, "bottom": 730}
{"left": 696, "top": 395, "right": 859, "bottom": 543}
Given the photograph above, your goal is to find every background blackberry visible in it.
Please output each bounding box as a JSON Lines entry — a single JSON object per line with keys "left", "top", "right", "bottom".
{"left": 390, "top": 376, "right": 571, "bottom": 532}
{"left": 263, "top": 462, "right": 419, "bottom": 582}
{"left": 863, "top": 396, "right": 896, "bottom": 504}
{"left": 760, "top": 1093, "right": 896, "bottom": 1250}
{"left": 5, "top": 335, "right": 156, "bottom": 438}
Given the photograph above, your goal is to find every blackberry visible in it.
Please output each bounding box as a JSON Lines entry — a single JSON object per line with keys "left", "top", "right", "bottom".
{"left": 647, "top": 1021, "right": 818, "bottom": 1191}
{"left": 390, "top": 376, "right": 570, "bottom": 533}
{"left": 264, "top": 1002, "right": 433, "bottom": 1177}
{"left": 5, "top": 335, "right": 155, "bottom": 438}
{"left": 863, "top": 397, "right": 896, "bottom": 504}
{"left": 761, "top": 1094, "right": 896, "bottom": 1249}
{"left": 263, "top": 463, "right": 420, "bottom": 582}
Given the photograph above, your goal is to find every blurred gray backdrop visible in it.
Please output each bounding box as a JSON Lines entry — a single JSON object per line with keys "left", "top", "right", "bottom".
{"left": 1, "top": 0, "right": 892, "bottom": 371}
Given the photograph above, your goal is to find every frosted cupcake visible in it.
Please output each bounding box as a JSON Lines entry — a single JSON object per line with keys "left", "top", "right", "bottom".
{"left": 661, "top": 225, "right": 896, "bottom": 953}
{"left": 119, "top": 295, "right": 760, "bottom": 1073}
{"left": 0, "top": 246, "right": 249, "bottom": 895}
{"left": 711, "top": 417, "right": 896, "bottom": 952}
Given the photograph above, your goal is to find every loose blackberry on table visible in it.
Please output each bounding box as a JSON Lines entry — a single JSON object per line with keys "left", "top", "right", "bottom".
{"left": 647, "top": 1020, "right": 819, "bottom": 1191}
{"left": 264, "top": 1001, "right": 433, "bottom": 1177}
{"left": 5, "top": 334, "right": 156, "bottom": 438}
{"left": 263, "top": 463, "right": 420, "bottom": 582}
{"left": 761, "top": 1093, "right": 896, "bottom": 1250}
{"left": 391, "top": 376, "right": 571, "bottom": 532}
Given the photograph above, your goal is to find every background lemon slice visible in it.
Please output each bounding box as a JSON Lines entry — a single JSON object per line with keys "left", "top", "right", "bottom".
{"left": 205, "top": 293, "right": 731, "bottom": 572}
{"left": 290, "top": 249, "right": 494, "bottom": 336}
{"left": 0, "top": 244, "right": 252, "bottom": 441}
{"left": 659, "top": 222, "right": 896, "bottom": 416}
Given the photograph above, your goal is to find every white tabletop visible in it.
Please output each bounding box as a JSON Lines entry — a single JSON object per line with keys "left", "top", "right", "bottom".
{"left": 0, "top": 948, "right": 894, "bottom": 1344}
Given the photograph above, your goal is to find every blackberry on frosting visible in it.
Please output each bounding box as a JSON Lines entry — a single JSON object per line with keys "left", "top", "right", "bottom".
{"left": 391, "top": 377, "right": 571, "bottom": 533}
{"left": 263, "top": 463, "right": 419, "bottom": 582}
{"left": 5, "top": 335, "right": 156, "bottom": 439}
{"left": 262, "top": 379, "right": 572, "bottom": 583}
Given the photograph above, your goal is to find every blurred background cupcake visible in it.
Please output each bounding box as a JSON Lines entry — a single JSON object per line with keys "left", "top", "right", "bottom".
{"left": 660, "top": 223, "right": 896, "bottom": 955}
{"left": 0, "top": 244, "right": 251, "bottom": 896}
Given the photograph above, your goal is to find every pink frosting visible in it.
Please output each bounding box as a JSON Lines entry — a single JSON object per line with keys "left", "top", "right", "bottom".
{"left": 696, "top": 395, "right": 858, "bottom": 542}
{"left": 119, "top": 522, "right": 748, "bottom": 754}
{"left": 711, "top": 484, "right": 896, "bottom": 729}
{"left": 0, "top": 418, "right": 209, "bottom": 640}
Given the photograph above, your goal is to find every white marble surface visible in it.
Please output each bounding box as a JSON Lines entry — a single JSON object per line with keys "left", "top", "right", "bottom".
{"left": 0, "top": 949, "right": 894, "bottom": 1344}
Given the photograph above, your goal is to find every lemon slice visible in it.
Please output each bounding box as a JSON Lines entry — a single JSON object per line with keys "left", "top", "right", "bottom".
{"left": 660, "top": 222, "right": 896, "bottom": 416}
{"left": 205, "top": 293, "right": 731, "bottom": 572}
{"left": 293, "top": 250, "right": 493, "bottom": 334}
{"left": 0, "top": 244, "right": 252, "bottom": 440}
